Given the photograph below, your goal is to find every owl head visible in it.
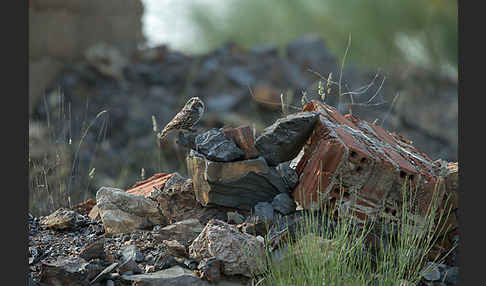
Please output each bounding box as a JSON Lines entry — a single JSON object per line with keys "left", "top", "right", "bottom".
{"left": 185, "top": 97, "right": 205, "bottom": 116}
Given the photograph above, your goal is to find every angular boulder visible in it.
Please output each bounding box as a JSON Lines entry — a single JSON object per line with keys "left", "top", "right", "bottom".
{"left": 39, "top": 257, "right": 92, "bottom": 286}
{"left": 195, "top": 128, "right": 246, "bottom": 162}
{"left": 187, "top": 150, "right": 289, "bottom": 210}
{"left": 96, "top": 187, "right": 167, "bottom": 234}
{"left": 189, "top": 219, "right": 265, "bottom": 277}
{"left": 155, "top": 218, "right": 205, "bottom": 247}
{"left": 41, "top": 208, "right": 87, "bottom": 231}
{"left": 255, "top": 111, "right": 320, "bottom": 166}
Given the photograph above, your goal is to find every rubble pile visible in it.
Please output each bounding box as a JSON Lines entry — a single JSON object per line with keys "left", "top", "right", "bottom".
{"left": 29, "top": 101, "right": 459, "bottom": 286}
{"left": 29, "top": 35, "right": 458, "bottom": 218}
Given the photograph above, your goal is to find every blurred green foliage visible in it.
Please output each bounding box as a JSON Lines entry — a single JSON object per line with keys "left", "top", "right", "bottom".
{"left": 188, "top": 0, "right": 457, "bottom": 74}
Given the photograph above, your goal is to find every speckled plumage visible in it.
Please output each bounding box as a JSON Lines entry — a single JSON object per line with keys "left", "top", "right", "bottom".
{"left": 158, "top": 97, "right": 205, "bottom": 142}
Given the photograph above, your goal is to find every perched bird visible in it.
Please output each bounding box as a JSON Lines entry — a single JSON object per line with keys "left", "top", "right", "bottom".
{"left": 158, "top": 97, "right": 205, "bottom": 143}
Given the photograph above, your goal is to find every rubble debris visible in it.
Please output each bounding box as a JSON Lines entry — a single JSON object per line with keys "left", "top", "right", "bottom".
{"left": 39, "top": 256, "right": 94, "bottom": 286}
{"left": 122, "top": 245, "right": 145, "bottom": 263}
{"left": 292, "top": 100, "right": 458, "bottom": 226}
{"left": 120, "top": 265, "right": 211, "bottom": 286}
{"left": 155, "top": 218, "right": 204, "bottom": 247}
{"left": 40, "top": 208, "right": 87, "bottom": 231}
{"left": 187, "top": 151, "right": 289, "bottom": 210}
{"left": 79, "top": 238, "right": 105, "bottom": 261}
{"left": 255, "top": 111, "right": 320, "bottom": 166}
{"left": 271, "top": 193, "right": 297, "bottom": 215}
{"left": 222, "top": 125, "right": 260, "bottom": 160}
{"left": 189, "top": 219, "right": 265, "bottom": 277}
{"left": 195, "top": 128, "right": 246, "bottom": 162}
{"left": 96, "top": 187, "right": 168, "bottom": 234}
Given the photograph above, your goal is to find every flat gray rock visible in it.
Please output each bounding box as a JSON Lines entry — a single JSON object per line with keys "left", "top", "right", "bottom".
{"left": 121, "top": 266, "right": 210, "bottom": 286}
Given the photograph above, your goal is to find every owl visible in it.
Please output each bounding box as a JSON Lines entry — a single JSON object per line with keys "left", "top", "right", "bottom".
{"left": 158, "top": 97, "right": 205, "bottom": 142}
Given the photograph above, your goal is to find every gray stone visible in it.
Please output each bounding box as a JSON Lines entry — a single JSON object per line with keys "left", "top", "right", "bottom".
{"left": 118, "top": 258, "right": 142, "bottom": 275}
{"left": 122, "top": 245, "right": 144, "bottom": 263}
{"left": 198, "top": 258, "right": 223, "bottom": 283}
{"left": 276, "top": 161, "right": 299, "bottom": 189}
{"left": 195, "top": 129, "right": 246, "bottom": 162}
{"left": 271, "top": 193, "right": 297, "bottom": 215}
{"left": 422, "top": 262, "right": 441, "bottom": 281}
{"left": 443, "top": 266, "right": 459, "bottom": 285}
{"left": 227, "top": 211, "right": 245, "bottom": 224}
{"left": 187, "top": 151, "right": 289, "bottom": 210}
{"left": 253, "top": 202, "right": 274, "bottom": 222}
{"left": 120, "top": 266, "right": 210, "bottom": 286}
{"left": 39, "top": 256, "right": 92, "bottom": 286}
{"left": 255, "top": 112, "right": 320, "bottom": 166}
{"left": 189, "top": 219, "right": 265, "bottom": 277}
{"left": 96, "top": 187, "right": 167, "bottom": 234}
{"left": 155, "top": 218, "right": 204, "bottom": 247}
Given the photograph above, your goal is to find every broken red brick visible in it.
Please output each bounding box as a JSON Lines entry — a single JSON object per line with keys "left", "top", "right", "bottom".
{"left": 292, "top": 100, "right": 457, "bottom": 225}
{"left": 125, "top": 173, "right": 173, "bottom": 197}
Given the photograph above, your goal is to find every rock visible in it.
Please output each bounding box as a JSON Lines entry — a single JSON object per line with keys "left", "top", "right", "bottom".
{"left": 276, "top": 161, "right": 299, "bottom": 189}
{"left": 286, "top": 35, "right": 338, "bottom": 75}
{"left": 118, "top": 258, "right": 142, "bottom": 275}
{"left": 122, "top": 245, "right": 144, "bottom": 263}
{"left": 189, "top": 219, "right": 265, "bottom": 277}
{"left": 84, "top": 42, "right": 128, "bottom": 81}
{"left": 187, "top": 151, "right": 289, "bottom": 210}
{"left": 255, "top": 111, "right": 320, "bottom": 166}
{"left": 271, "top": 193, "right": 297, "bottom": 215}
{"left": 197, "top": 258, "right": 223, "bottom": 282}
{"left": 155, "top": 219, "right": 204, "bottom": 247}
{"left": 421, "top": 262, "right": 441, "bottom": 281}
{"left": 253, "top": 202, "right": 274, "bottom": 222}
{"left": 147, "top": 175, "right": 203, "bottom": 224}
{"left": 156, "top": 255, "right": 179, "bottom": 270}
{"left": 126, "top": 172, "right": 173, "bottom": 198}
{"left": 293, "top": 100, "right": 450, "bottom": 224}
{"left": 237, "top": 219, "right": 269, "bottom": 237}
{"left": 120, "top": 266, "right": 211, "bottom": 286}
{"left": 227, "top": 211, "right": 245, "bottom": 224}
{"left": 251, "top": 84, "right": 282, "bottom": 111}
{"left": 88, "top": 205, "right": 100, "bottom": 220}
{"left": 39, "top": 256, "right": 92, "bottom": 286}
{"left": 106, "top": 280, "right": 115, "bottom": 286}
{"left": 40, "top": 208, "right": 87, "bottom": 231}
{"left": 195, "top": 128, "right": 246, "bottom": 162}
{"left": 162, "top": 240, "right": 188, "bottom": 258}
{"left": 222, "top": 126, "right": 260, "bottom": 160}
{"left": 95, "top": 187, "right": 167, "bottom": 234}
{"left": 79, "top": 238, "right": 105, "bottom": 261}
{"left": 443, "top": 266, "right": 459, "bottom": 285}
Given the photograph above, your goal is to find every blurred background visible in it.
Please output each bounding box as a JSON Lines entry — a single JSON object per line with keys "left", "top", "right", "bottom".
{"left": 28, "top": 0, "right": 458, "bottom": 216}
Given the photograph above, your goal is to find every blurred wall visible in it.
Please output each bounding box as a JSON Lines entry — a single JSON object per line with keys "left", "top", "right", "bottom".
{"left": 28, "top": 0, "right": 145, "bottom": 113}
